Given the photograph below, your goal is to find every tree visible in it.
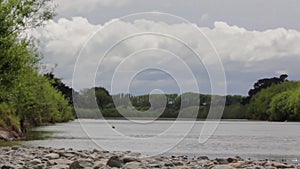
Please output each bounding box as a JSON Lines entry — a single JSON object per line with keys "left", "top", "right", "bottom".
{"left": 242, "top": 74, "right": 288, "bottom": 104}
{"left": 247, "top": 81, "right": 300, "bottom": 120}
{"left": 0, "top": 0, "right": 74, "bottom": 135}
{"left": 44, "top": 72, "right": 78, "bottom": 105}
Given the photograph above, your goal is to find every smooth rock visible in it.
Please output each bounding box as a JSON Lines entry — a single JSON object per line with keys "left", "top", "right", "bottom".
{"left": 11, "top": 146, "right": 20, "bottom": 151}
{"left": 69, "top": 159, "right": 94, "bottom": 169}
{"left": 122, "top": 156, "right": 140, "bottom": 163}
{"left": 271, "top": 162, "right": 294, "bottom": 168}
{"left": 33, "top": 164, "right": 44, "bottom": 169}
{"left": 106, "top": 156, "right": 123, "bottom": 168}
{"left": 173, "top": 161, "right": 184, "bottom": 166}
{"left": 230, "top": 161, "right": 245, "bottom": 168}
{"left": 50, "top": 164, "right": 69, "bottom": 169}
{"left": 216, "top": 158, "right": 229, "bottom": 165}
{"left": 93, "top": 160, "right": 108, "bottom": 169}
{"left": 198, "top": 156, "right": 209, "bottom": 160}
{"left": 164, "top": 161, "right": 174, "bottom": 167}
{"left": 29, "top": 159, "right": 42, "bottom": 165}
{"left": 50, "top": 158, "right": 73, "bottom": 165}
{"left": 45, "top": 153, "right": 60, "bottom": 159}
{"left": 123, "top": 161, "right": 145, "bottom": 169}
{"left": 227, "top": 157, "right": 238, "bottom": 163}
{"left": 211, "top": 165, "right": 235, "bottom": 169}
{"left": 1, "top": 165, "right": 15, "bottom": 169}
{"left": 147, "top": 162, "right": 162, "bottom": 168}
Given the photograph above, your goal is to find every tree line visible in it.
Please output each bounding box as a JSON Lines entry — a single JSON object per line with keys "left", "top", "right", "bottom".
{"left": 74, "top": 74, "right": 300, "bottom": 122}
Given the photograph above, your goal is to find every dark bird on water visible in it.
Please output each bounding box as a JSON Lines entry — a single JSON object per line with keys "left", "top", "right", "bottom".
{"left": 112, "top": 125, "right": 115, "bottom": 129}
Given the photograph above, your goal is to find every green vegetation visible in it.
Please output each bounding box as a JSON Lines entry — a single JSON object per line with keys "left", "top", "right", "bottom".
{"left": 248, "top": 81, "right": 300, "bottom": 121}
{"left": 0, "top": 0, "right": 74, "bottom": 138}
{"left": 75, "top": 75, "right": 300, "bottom": 122}
{"left": 74, "top": 87, "right": 246, "bottom": 120}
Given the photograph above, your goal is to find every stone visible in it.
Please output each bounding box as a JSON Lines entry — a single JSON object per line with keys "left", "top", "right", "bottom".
{"left": 45, "top": 153, "right": 60, "bottom": 159}
{"left": 197, "top": 156, "right": 209, "bottom": 160}
{"left": 123, "top": 162, "right": 145, "bottom": 169}
{"left": 29, "top": 159, "right": 42, "bottom": 165}
{"left": 173, "top": 161, "right": 184, "bottom": 166}
{"left": 33, "top": 164, "right": 44, "bottom": 169}
{"left": 50, "top": 158, "right": 73, "bottom": 165}
{"left": 230, "top": 161, "right": 245, "bottom": 168}
{"left": 11, "top": 146, "right": 20, "bottom": 151}
{"left": 164, "top": 161, "right": 174, "bottom": 167}
{"left": 216, "top": 158, "right": 229, "bottom": 165}
{"left": 211, "top": 165, "right": 235, "bottom": 169}
{"left": 227, "top": 157, "right": 238, "bottom": 163}
{"left": 147, "top": 163, "right": 161, "bottom": 168}
{"left": 122, "top": 156, "right": 140, "bottom": 163}
{"left": 50, "top": 164, "right": 69, "bottom": 169}
{"left": 1, "top": 165, "right": 15, "bottom": 169}
{"left": 106, "top": 156, "right": 123, "bottom": 168}
{"left": 271, "top": 162, "right": 294, "bottom": 168}
{"left": 93, "top": 162, "right": 105, "bottom": 169}
{"left": 69, "top": 159, "right": 94, "bottom": 169}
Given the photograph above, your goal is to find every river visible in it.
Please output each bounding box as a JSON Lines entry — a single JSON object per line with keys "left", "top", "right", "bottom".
{"left": 22, "top": 119, "right": 300, "bottom": 161}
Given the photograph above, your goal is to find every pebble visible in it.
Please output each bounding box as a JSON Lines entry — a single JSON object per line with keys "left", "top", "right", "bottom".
{"left": 0, "top": 147, "right": 298, "bottom": 169}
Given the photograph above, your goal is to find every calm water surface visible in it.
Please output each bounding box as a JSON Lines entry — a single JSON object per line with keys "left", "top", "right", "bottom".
{"left": 22, "top": 119, "right": 300, "bottom": 160}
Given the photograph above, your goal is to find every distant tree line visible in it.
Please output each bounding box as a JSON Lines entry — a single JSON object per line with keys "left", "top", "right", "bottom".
{"left": 74, "top": 87, "right": 248, "bottom": 119}
{"left": 74, "top": 74, "right": 300, "bottom": 122}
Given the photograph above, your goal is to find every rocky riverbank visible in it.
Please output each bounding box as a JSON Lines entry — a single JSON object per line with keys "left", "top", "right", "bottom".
{"left": 0, "top": 146, "right": 299, "bottom": 169}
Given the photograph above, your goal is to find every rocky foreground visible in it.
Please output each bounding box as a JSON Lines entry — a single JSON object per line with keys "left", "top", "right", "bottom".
{"left": 0, "top": 146, "right": 299, "bottom": 169}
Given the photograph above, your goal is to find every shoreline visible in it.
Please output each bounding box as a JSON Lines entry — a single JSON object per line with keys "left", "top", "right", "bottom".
{"left": 0, "top": 146, "right": 299, "bottom": 169}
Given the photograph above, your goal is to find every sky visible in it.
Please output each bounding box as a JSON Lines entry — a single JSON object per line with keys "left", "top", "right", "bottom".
{"left": 33, "top": 0, "right": 300, "bottom": 95}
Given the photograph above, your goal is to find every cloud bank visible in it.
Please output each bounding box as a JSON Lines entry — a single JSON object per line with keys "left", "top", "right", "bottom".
{"left": 32, "top": 17, "right": 300, "bottom": 95}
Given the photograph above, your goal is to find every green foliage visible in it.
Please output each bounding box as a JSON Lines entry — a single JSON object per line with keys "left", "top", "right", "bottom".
{"left": 269, "top": 91, "right": 292, "bottom": 121}
{"left": 223, "top": 104, "right": 248, "bottom": 119}
{"left": 248, "top": 81, "right": 300, "bottom": 121}
{"left": 0, "top": 0, "right": 74, "bottom": 135}
{"left": 243, "top": 74, "right": 288, "bottom": 104}
{"left": 0, "top": 102, "right": 21, "bottom": 135}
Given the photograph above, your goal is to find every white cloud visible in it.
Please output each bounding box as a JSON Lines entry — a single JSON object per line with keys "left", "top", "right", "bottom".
{"left": 32, "top": 17, "right": 300, "bottom": 95}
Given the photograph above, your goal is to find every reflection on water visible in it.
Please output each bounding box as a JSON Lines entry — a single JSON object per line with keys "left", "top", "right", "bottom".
{"left": 22, "top": 119, "right": 300, "bottom": 160}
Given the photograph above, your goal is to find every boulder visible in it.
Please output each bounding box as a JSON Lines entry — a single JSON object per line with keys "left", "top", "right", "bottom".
{"left": 106, "top": 156, "right": 123, "bottom": 168}
{"left": 1, "top": 164, "right": 15, "bottom": 169}
{"left": 215, "top": 158, "right": 229, "bottom": 165}
{"left": 122, "top": 156, "right": 140, "bottom": 163}
{"left": 29, "top": 159, "right": 42, "bottom": 165}
{"left": 11, "top": 146, "right": 20, "bottom": 151}
{"left": 197, "top": 156, "right": 209, "bottom": 160}
{"left": 227, "top": 157, "right": 238, "bottom": 163}
{"left": 69, "top": 159, "right": 94, "bottom": 169}
{"left": 123, "top": 162, "right": 145, "bottom": 169}
{"left": 45, "top": 153, "right": 60, "bottom": 159}
{"left": 230, "top": 161, "right": 245, "bottom": 168}
{"left": 271, "top": 162, "right": 294, "bottom": 168}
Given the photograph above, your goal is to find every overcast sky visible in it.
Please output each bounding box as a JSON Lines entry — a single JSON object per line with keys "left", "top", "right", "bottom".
{"left": 33, "top": 0, "right": 300, "bottom": 95}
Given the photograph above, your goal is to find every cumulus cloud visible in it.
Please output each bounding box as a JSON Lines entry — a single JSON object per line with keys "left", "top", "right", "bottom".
{"left": 32, "top": 17, "right": 300, "bottom": 95}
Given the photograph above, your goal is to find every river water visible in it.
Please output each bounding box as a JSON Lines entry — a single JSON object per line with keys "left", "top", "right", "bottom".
{"left": 22, "top": 119, "right": 300, "bottom": 160}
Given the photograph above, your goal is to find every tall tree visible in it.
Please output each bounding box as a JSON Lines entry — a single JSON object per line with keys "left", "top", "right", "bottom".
{"left": 242, "top": 74, "right": 288, "bottom": 104}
